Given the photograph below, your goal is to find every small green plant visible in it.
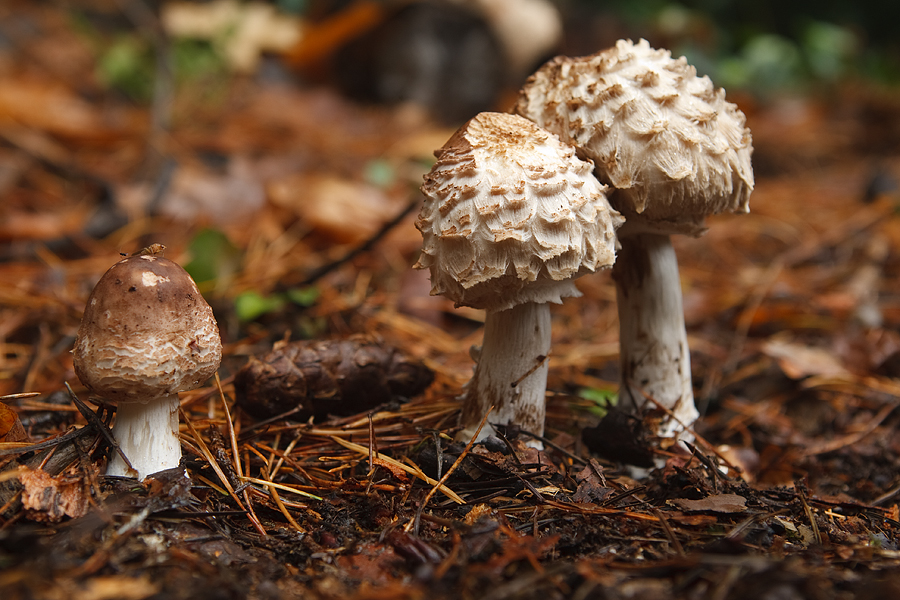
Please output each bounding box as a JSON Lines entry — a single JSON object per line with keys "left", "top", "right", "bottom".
{"left": 97, "top": 35, "right": 155, "bottom": 101}
{"left": 234, "top": 290, "right": 287, "bottom": 322}
{"left": 172, "top": 38, "right": 227, "bottom": 85}
{"left": 90, "top": 26, "right": 226, "bottom": 103}
{"left": 577, "top": 387, "right": 618, "bottom": 418}
{"left": 184, "top": 228, "right": 242, "bottom": 290}
{"left": 234, "top": 287, "right": 320, "bottom": 322}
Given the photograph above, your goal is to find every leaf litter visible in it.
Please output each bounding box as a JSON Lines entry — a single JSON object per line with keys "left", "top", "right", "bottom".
{"left": 1, "top": 1, "right": 900, "bottom": 599}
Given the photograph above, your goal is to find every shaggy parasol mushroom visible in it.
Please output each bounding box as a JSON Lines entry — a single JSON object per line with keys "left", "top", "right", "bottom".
{"left": 73, "top": 251, "right": 222, "bottom": 480}
{"left": 415, "top": 112, "right": 622, "bottom": 445}
{"left": 516, "top": 39, "right": 754, "bottom": 441}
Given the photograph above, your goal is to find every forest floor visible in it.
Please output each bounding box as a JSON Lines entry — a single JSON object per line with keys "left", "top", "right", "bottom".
{"left": 1, "top": 2, "right": 900, "bottom": 599}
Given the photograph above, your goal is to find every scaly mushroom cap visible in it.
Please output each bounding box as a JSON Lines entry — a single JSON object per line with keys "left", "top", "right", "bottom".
{"left": 73, "top": 255, "right": 223, "bottom": 403}
{"left": 515, "top": 39, "right": 754, "bottom": 236}
{"left": 415, "top": 112, "right": 623, "bottom": 312}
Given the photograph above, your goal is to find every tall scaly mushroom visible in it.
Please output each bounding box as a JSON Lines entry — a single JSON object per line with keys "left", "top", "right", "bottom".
{"left": 415, "top": 112, "right": 622, "bottom": 446}
{"left": 73, "top": 251, "right": 222, "bottom": 480}
{"left": 516, "top": 39, "right": 754, "bottom": 442}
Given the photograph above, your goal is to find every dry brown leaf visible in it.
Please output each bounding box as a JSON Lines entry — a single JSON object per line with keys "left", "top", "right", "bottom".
{"left": 19, "top": 466, "right": 89, "bottom": 522}
{"left": 0, "top": 78, "right": 139, "bottom": 140}
{"left": 670, "top": 493, "right": 748, "bottom": 513}
{"left": 372, "top": 456, "right": 411, "bottom": 482}
{"left": 668, "top": 513, "right": 719, "bottom": 526}
{"left": 572, "top": 460, "right": 612, "bottom": 504}
{"left": 70, "top": 575, "right": 160, "bottom": 600}
{"left": 0, "top": 401, "right": 27, "bottom": 442}
{"left": 761, "top": 336, "right": 852, "bottom": 380}
{"left": 268, "top": 173, "right": 404, "bottom": 243}
{"left": 462, "top": 504, "right": 494, "bottom": 527}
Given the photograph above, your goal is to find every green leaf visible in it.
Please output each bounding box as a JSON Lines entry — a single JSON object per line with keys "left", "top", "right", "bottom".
{"left": 801, "top": 21, "right": 858, "bottom": 81}
{"left": 172, "top": 38, "right": 226, "bottom": 83}
{"left": 578, "top": 387, "right": 618, "bottom": 418}
{"left": 285, "top": 287, "right": 320, "bottom": 307}
{"left": 97, "top": 36, "right": 154, "bottom": 101}
{"left": 184, "top": 228, "right": 241, "bottom": 285}
{"left": 363, "top": 159, "right": 396, "bottom": 189}
{"left": 235, "top": 291, "right": 286, "bottom": 322}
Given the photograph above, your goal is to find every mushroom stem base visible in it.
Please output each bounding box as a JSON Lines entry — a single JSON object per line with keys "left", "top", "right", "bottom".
{"left": 457, "top": 302, "right": 551, "bottom": 448}
{"left": 613, "top": 233, "right": 699, "bottom": 440}
{"left": 107, "top": 394, "right": 183, "bottom": 480}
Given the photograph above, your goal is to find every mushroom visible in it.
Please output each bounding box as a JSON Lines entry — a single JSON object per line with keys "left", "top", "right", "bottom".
{"left": 415, "top": 112, "right": 623, "bottom": 445}
{"left": 515, "top": 39, "right": 754, "bottom": 441}
{"left": 73, "top": 252, "right": 223, "bottom": 480}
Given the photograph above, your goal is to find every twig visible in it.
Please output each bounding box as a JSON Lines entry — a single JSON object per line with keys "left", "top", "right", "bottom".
{"left": 241, "top": 476, "right": 322, "bottom": 501}
{"left": 432, "top": 431, "right": 444, "bottom": 480}
{"left": 270, "top": 435, "right": 300, "bottom": 480}
{"left": 266, "top": 483, "right": 305, "bottom": 532}
{"left": 238, "top": 405, "right": 305, "bottom": 435}
{"left": 215, "top": 373, "right": 244, "bottom": 480}
{"left": 0, "top": 427, "right": 85, "bottom": 456}
{"left": 406, "top": 408, "right": 493, "bottom": 534}
{"left": 800, "top": 402, "right": 897, "bottom": 458}
{"left": 518, "top": 428, "right": 588, "bottom": 466}
{"left": 651, "top": 507, "right": 685, "bottom": 556}
{"left": 872, "top": 483, "right": 900, "bottom": 507}
{"left": 640, "top": 389, "right": 738, "bottom": 471}
{"left": 798, "top": 489, "right": 822, "bottom": 545}
{"left": 179, "top": 408, "right": 267, "bottom": 536}
{"left": 65, "top": 383, "right": 133, "bottom": 471}
{"left": 331, "top": 437, "right": 463, "bottom": 504}
{"left": 511, "top": 354, "right": 549, "bottom": 388}
{"left": 0, "top": 392, "right": 40, "bottom": 401}
{"left": 114, "top": 0, "right": 175, "bottom": 205}
{"left": 492, "top": 430, "right": 524, "bottom": 467}
{"left": 290, "top": 195, "right": 420, "bottom": 289}
{"left": 367, "top": 413, "right": 378, "bottom": 477}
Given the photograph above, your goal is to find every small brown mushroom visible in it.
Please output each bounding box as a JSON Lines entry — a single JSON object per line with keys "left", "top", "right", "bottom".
{"left": 415, "top": 112, "right": 622, "bottom": 446}
{"left": 73, "top": 253, "right": 222, "bottom": 480}
{"left": 516, "top": 39, "right": 754, "bottom": 441}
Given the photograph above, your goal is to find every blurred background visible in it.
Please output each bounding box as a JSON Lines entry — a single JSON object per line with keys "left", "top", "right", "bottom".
{"left": 2, "top": 0, "right": 900, "bottom": 393}
{"left": 5, "top": 0, "right": 899, "bottom": 124}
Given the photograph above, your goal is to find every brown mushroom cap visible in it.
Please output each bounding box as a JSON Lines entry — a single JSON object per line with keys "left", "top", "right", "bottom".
{"left": 415, "top": 112, "right": 623, "bottom": 312}
{"left": 73, "top": 255, "right": 223, "bottom": 403}
{"left": 515, "top": 39, "right": 754, "bottom": 236}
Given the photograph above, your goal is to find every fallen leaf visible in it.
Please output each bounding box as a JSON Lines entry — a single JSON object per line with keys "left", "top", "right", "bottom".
{"left": 372, "top": 456, "right": 411, "bottom": 482}
{"left": 761, "top": 336, "right": 852, "bottom": 379}
{"left": 268, "top": 173, "right": 404, "bottom": 244}
{"left": 572, "top": 460, "right": 612, "bottom": 504}
{"left": 668, "top": 513, "right": 719, "bottom": 526}
{"left": 716, "top": 444, "right": 760, "bottom": 483}
{"left": 463, "top": 503, "right": 493, "bottom": 526}
{"left": 71, "top": 575, "right": 160, "bottom": 600}
{"left": 0, "top": 401, "right": 27, "bottom": 442}
{"left": 118, "top": 158, "right": 265, "bottom": 224}
{"left": 0, "top": 77, "right": 139, "bottom": 139}
{"left": 19, "top": 467, "right": 89, "bottom": 522}
{"left": 670, "top": 493, "right": 748, "bottom": 513}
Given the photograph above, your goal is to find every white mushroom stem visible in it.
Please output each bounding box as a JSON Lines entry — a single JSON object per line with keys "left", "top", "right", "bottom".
{"left": 457, "top": 302, "right": 551, "bottom": 448}
{"left": 107, "top": 394, "right": 183, "bottom": 480}
{"left": 612, "top": 233, "right": 699, "bottom": 440}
